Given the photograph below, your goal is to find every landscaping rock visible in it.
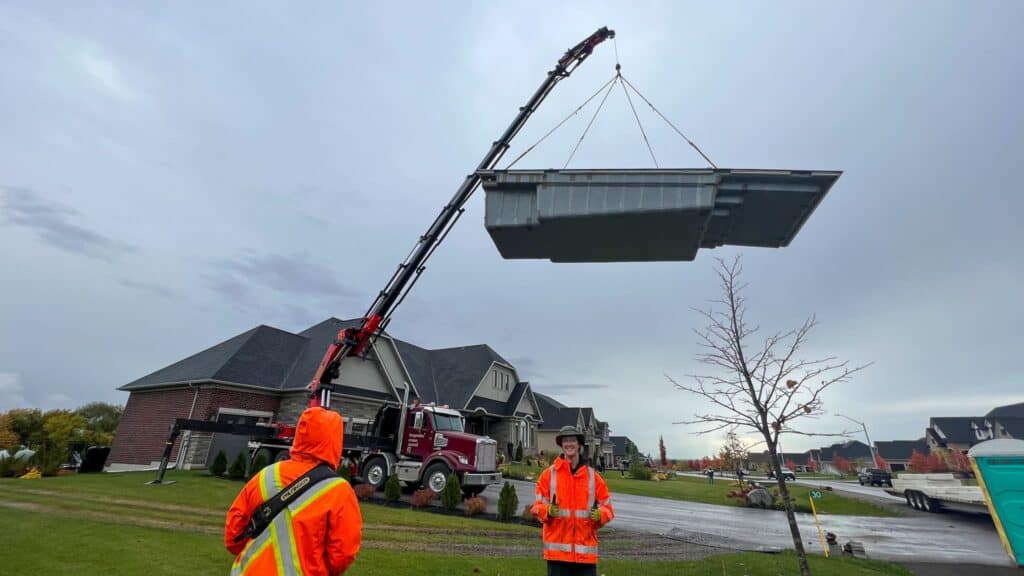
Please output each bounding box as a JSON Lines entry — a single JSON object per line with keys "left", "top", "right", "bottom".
{"left": 746, "top": 488, "right": 773, "bottom": 509}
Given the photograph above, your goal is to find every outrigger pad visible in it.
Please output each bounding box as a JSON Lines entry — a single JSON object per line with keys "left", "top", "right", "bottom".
{"left": 479, "top": 169, "right": 840, "bottom": 263}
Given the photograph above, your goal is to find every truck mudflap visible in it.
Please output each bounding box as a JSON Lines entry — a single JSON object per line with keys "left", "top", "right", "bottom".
{"left": 462, "top": 472, "right": 502, "bottom": 487}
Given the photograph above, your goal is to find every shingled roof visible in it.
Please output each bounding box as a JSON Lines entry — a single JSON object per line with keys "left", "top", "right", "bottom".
{"left": 119, "top": 324, "right": 308, "bottom": 391}
{"left": 120, "top": 317, "right": 538, "bottom": 417}
{"left": 987, "top": 402, "right": 1024, "bottom": 419}
{"left": 875, "top": 439, "right": 929, "bottom": 460}
{"left": 534, "top": 392, "right": 581, "bottom": 430}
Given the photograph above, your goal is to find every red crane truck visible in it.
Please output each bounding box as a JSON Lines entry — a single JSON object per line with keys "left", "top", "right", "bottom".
{"left": 151, "top": 27, "right": 616, "bottom": 494}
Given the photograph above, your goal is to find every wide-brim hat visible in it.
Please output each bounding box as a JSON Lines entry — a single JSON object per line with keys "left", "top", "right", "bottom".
{"left": 555, "top": 425, "right": 585, "bottom": 447}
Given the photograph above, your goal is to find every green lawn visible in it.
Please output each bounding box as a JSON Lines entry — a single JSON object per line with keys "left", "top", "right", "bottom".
{"left": 506, "top": 464, "right": 897, "bottom": 517}
{"left": 0, "top": 471, "right": 909, "bottom": 575}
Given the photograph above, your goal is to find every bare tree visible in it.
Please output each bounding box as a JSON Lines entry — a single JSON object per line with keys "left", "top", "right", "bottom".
{"left": 668, "top": 257, "right": 868, "bottom": 576}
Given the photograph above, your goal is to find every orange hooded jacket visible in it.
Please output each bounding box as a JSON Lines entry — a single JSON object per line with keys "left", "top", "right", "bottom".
{"left": 225, "top": 407, "right": 362, "bottom": 575}
{"left": 530, "top": 456, "right": 614, "bottom": 564}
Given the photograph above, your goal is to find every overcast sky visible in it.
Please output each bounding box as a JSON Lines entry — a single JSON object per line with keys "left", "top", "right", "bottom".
{"left": 2, "top": 2, "right": 1021, "bottom": 458}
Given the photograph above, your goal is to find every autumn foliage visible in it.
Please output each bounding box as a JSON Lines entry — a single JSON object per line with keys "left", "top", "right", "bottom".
{"left": 832, "top": 455, "right": 855, "bottom": 476}
{"left": 908, "top": 450, "right": 930, "bottom": 473}
{"left": 874, "top": 453, "right": 888, "bottom": 470}
{"left": 949, "top": 449, "right": 973, "bottom": 473}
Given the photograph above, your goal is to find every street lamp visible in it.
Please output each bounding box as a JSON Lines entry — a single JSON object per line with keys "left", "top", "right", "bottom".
{"left": 835, "top": 413, "right": 879, "bottom": 467}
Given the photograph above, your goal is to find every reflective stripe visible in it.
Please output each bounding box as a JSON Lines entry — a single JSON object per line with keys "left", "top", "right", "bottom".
{"left": 599, "top": 498, "right": 611, "bottom": 506}
{"left": 232, "top": 523, "right": 275, "bottom": 575}
{"left": 587, "top": 467, "right": 595, "bottom": 510}
{"left": 543, "top": 542, "right": 599, "bottom": 555}
{"left": 535, "top": 492, "right": 549, "bottom": 504}
{"left": 549, "top": 465, "right": 557, "bottom": 505}
{"left": 573, "top": 509, "right": 591, "bottom": 518}
{"left": 555, "top": 509, "right": 572, "bottom": 518}
{"left": 233, "top": 464, "right": 341, "bottom": 575}
{"left": 291, "top": 477, "right": 346, "bottom": 517}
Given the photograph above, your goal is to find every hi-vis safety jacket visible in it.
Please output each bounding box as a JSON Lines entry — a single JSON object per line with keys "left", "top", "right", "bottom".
{"left": 531, "top": 456, "right": 614, "bottom": 564}
{"left": 225, "top": 408, "right": 362, "bottom": 575}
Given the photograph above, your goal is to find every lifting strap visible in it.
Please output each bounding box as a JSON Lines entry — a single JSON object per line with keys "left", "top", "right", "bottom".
{"left": 235, "top": 463, "right": 337, "bottom": 543}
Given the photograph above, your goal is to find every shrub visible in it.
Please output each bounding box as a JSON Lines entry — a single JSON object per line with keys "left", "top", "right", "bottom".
{"left": 229, "top": 452, "right": 248, "bottom": 479}
{"left": 336, "top": 463, "right": 352, "bottom": 481}
{"left": 464, "top": 496, "right": 487, "bottom": 516}
{"left": 629, "top": 459, "right": 651, "bottom": 481}
{"left": 384, "top": 473, "right": 401, "bottom": 503}
{"left": 521, "top": 504, "right": 537, "bottom": 524}
{"left": 726, "top": 485, "right": 754, "bottom": 505}
{"left": 249, "top": 453, "right": 269, "bottom": 479}
{"left": 354, "top": 484, "right": 376, "bottom": 501}
{"left": 441, "top": 473, "right": 462, "bottom": 511}
{"left": 411, "top": 488, "right": 436, "bottom": 509}
{"left": 209, "top": 450, "right": 228, "bottom": 477}
{"left": 497, "top": 481, "right": 519, "bottom": 521}
{"left": 515, "top": 444, "right": 524, "bottom": 462}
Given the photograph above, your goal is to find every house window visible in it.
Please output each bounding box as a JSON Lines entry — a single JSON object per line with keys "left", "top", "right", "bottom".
{"left": 493, "top": 371, "right": 498, "bottom": 388}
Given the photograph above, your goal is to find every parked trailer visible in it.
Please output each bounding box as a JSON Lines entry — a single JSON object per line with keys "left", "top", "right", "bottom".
{"left": 887, "top": 472, "right": 989, "bottom": 515}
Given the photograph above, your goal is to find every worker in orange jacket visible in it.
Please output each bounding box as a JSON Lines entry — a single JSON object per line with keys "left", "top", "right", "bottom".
{"left": 531, "top": 425, "right": 614, "bottom": 576}
{"left": 225, "top": 407, "right": 362, "bottom": 575}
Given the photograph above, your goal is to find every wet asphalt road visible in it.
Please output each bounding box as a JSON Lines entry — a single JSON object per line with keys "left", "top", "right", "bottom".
{"left": 486, "top": 478, "right": 1010, "bottom": 566}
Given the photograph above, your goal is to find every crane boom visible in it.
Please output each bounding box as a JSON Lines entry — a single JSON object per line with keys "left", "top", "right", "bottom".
{"left": 309, "top": 27, "right": 615, "bottom": 408}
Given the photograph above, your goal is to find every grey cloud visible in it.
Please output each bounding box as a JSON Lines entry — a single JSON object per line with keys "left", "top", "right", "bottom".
{"left": 1, "top": 186, "right": 134, "bottom": 262}
{"left": 118, "top": 278, "right": 181, "bottom": 300}
{"left": 538, "top": 383, "right": 610, "bottom": 392}
{"left": 217, "top": 252, "right": 360, "bottom": 300}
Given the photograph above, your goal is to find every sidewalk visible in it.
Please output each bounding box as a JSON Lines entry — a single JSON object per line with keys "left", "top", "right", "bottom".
{"left": 900, "top": 562, "right": 1020, "bottom": 575}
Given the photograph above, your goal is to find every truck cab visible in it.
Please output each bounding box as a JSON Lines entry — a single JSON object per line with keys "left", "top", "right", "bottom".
{"left": 350, "top": 402, "right": 500, "bottom": 496}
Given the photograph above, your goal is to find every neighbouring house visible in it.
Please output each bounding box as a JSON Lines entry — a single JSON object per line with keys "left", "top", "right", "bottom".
{"left": 926, "top": 417, "right": 994, "bottom": 452}
{"left": 535, "top": 393, "right": 584, "bottom": 455}
{"left": 924, "top": 402, "right": 1024, "bottom": 455}
{"left": 108, "top": 317, "right": 543, "bottom": 470}
{"left": 610, "top": 435, "right": 638, "bottom": 468}
{"left": 817, "top": 440, "right": 873, "bottom": 474}
{"left": 874, "top": 439, "right": 929, "bottom": 472}
{"left": 747, "top": 451, "right": 814, "bottom": 472}
{"left": 533, "top": 393, "right": 613, "bottom": 468}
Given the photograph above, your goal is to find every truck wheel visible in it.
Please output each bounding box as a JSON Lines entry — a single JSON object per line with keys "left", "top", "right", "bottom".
{"left": 905, "top": 492, "right": 915, "bottom": 509}
{"left": 362, "top": 457, "right": 388, "bottom": 491}
{"left": 423, "top": 462, "right": 451, "bottom": 494}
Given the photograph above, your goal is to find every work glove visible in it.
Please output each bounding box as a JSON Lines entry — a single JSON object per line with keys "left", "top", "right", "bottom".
{"left": 547, "top": 502, "right": 559, "bottom": 519}
{"left": 590, "top": 508, "right": 603, "bottom": 524}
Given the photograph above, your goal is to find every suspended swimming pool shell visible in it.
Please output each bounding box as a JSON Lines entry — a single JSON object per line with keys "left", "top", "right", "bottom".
{"left": 479, "top": 168, "right": 840, "bottom": 262}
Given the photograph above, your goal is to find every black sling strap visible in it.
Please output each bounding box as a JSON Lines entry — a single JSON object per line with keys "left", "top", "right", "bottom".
{"left": 235, "top": 463, "right": 338, "bottom": 543}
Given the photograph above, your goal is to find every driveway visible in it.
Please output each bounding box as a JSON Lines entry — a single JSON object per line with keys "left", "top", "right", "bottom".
{"left": 488, "top": 478, "right": 1011, "bottom": 566}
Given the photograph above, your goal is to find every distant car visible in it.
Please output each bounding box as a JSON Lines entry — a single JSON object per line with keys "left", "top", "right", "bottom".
{"left": 768, "top": 466, "right": 796, "bottom": 481}
{"left": 858, "top": 468, "right": 893, "bottom": 487}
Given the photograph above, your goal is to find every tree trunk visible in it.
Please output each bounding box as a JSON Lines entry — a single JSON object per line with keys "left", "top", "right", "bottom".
{"left": 768, "top": 443, "right": 811, "bottom": 576}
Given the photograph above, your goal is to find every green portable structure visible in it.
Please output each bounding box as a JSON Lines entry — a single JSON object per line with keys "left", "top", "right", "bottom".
{"left": 969, "top": 438, "right": 1024, "bottom": 567}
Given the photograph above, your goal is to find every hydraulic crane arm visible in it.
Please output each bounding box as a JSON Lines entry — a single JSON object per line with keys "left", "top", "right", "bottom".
{"left": 309, "top": 27, "right": 615, "bottom": 408}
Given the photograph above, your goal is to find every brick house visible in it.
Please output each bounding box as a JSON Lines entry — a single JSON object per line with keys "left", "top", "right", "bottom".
{"left": 108, "top": 318, "right": 543, "bottom": 470}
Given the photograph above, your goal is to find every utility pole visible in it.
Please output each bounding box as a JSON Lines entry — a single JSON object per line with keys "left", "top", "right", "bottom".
{"left": 836, "top": 413, "right": 878, "bottom": 467}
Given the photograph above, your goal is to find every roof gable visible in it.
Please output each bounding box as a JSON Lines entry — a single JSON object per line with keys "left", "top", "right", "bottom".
{"left": 280, "top": 318, "right": 363, "bottom": 390}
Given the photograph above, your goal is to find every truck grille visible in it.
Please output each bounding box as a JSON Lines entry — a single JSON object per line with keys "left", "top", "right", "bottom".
{"left": 475, "top": 439, "right": 497, "bottom": 472}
